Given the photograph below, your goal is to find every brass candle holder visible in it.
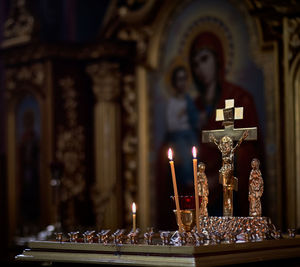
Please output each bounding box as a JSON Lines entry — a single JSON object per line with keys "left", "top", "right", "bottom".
{"left": 173, "top": 209, "right": 196, "bottom": 232}
{"left": 171, "top": 196, "right": 201, "bottom": 232}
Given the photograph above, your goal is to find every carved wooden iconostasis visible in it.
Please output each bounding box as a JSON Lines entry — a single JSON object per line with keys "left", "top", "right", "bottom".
{"left": 1, "top": 0, "right": 136, "bottom": 248}
{"left": 1, "top": 0, "right": 300, "bottom": 253}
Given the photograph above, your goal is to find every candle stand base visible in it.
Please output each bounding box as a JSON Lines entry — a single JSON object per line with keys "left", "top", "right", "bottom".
{"left": 16, "top": 233, "right": 300, "bottom": 267}
{"left": 196, "top": 216, "right": 278, "bottom": 242}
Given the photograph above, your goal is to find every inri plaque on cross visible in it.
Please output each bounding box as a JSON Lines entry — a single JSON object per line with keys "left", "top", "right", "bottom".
{"left": 202, "top": 99, "right": 257, "bottom": 216}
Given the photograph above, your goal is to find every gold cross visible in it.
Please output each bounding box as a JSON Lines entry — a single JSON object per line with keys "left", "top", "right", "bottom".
{"left": 201, "top": 99, "right": 258, "bottom": 216}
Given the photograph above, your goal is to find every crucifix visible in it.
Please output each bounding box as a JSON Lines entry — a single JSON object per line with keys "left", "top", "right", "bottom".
{"left": 202, "top": 99, "right": 257, "bottom": 216}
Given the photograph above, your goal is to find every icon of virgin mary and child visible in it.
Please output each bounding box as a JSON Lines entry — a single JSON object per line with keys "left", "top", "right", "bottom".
{"left": 156, "top": 30, "right": 262, "bottom": 225}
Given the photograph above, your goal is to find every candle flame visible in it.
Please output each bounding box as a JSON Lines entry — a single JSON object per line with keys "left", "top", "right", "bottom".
{"left": 192, "top": 146, "right": 197, "bottom": 158}
{"left": 168, "top": 148, "right": 173, "bottom": 161}
{"left": 132, "top": 202, "right": 136, "bottom": 214}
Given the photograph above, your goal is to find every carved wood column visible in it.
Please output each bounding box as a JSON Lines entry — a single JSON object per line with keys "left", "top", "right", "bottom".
{"left": 86, "top": 62, "right": 122, "bottom": 229}
{"left": 283, "top": 17, "right": 300, "bottom": 230}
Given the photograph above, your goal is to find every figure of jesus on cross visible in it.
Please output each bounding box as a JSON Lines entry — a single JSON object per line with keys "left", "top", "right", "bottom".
{"left": 202, "top": 99, "right": 257, "bottom": 217}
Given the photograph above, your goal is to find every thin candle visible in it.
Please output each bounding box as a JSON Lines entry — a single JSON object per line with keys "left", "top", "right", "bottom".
{"left": 168, "top": 148, "right": 183, "bottom": 232}
{"left": 132, "top": 202, "right": 136, "bottom": 232}
{"left": 192, "top": 146, "right": 200, "bottom": 233}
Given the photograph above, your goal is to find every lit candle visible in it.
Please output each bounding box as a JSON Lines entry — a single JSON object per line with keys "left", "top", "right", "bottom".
{"left": 192, "top": 146, "right": 200, "bottom": 233}
{"left": 168, "top": 148, "right": 183, "bottom": 232}
{"left": 132, "top": 202, "right": 136, "bottom": 232}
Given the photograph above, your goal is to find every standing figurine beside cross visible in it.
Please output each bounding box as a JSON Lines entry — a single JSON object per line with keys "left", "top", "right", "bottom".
{"left": 202, "top": 99, "right": 257, "bottom": 216}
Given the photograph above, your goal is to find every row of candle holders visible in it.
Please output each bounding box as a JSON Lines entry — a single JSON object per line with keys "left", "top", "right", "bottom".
{"left": 53, "top": 217, "right": 297, "bottom": 246}
{"left": 55, "top": 228, "right": 150, "bottom": 245}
